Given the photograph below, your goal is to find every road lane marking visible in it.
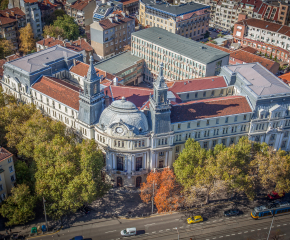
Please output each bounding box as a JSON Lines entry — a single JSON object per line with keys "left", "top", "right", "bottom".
{"left": 159, "top": 230, "right": 163, "bottom": 232}
{"left": 219, "top": 236, "right": 223, "bottom": 238}
{"left": 152, "top": 231, "right": 156, "bottom": 234}
{"left": 277, "top": 225, "right": 281, "bottom": 227}
{"left": 264, "top": 228, "right": 267, "bottom": 229}
{"left": 166, "top": 229, "right": 170, "bottom": 231}
{"left": 238, "top": 233, "right": 242, "bottom": 234}
{"left": 145, "top": 223, "right": 156, "bottom": 226}
{"left": 145, "top": 233, "right": 149, "bottom": 234}
{"left": 251, "top": 230, "right": 255, "bottom": 232}
{"left": 283, "top": 224, "right": 287, "bottom": 225}
{"left": 105, "top": 230, "right": 116, "bottom": 233}
{"left": 231, "top": 234, "right": 235, "bottom": 235}
{"left": 213, "top": 220, "right": 217, "bottom": 222}
{"left": 226, "top": 235, "right": 230, "bottom": 236}
{"left": 244, "top": 231, "right": 248, "bottom": 233}
{"left": 257, "top": 229, "right": 261, "bottom": 230}
{"left": 175, "top": 219, "right": 179, "bottom": 220}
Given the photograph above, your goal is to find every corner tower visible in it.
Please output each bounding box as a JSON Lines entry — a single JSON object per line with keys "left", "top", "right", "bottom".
{"left": 149, "top": 62, "right": 171, "bottom": 134}
{"left": 78, "top": 56, "right": 104, "bottom": 125}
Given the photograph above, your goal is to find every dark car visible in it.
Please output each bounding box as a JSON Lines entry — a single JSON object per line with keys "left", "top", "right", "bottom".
{"left": 224, "top": 209, "right": 239, "bottom": 217}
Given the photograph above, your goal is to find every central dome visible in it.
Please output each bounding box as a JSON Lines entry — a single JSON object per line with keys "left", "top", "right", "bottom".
{"left": 98, "top": 97, "right": 149, "bottom": 134}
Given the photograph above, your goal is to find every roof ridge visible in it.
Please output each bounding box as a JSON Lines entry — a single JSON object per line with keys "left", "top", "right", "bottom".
{"left": 174, "top": 96, "right": 243, "bottom": 106}
{"left": 43, "top": 76, "right": 81, "bottom": 93}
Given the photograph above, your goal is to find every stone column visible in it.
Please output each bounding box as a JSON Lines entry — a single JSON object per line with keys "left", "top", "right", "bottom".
{"left": 165, "top": 151, "right": 168, "bottom": 167}
{"left": 124, "top": 155, "right": 128, "bottom": 172}
{"left": 132, "top": 155, "right": 135, "bottom": 172}
{"left": 274, "top": 133, "right": 283, "bottom": 150}
{"left": 260, "top": 134, "right": 265, "bottom": 143}
{"left": 218, "top": 138, "right": 222, "bottom": 144}
{"left": 286, "top": 135, "right": 290, "bottom": 151}
{"left": 208, "top": 140, "right": 213, "bottom": 150}
{"left": 265, "top": 134, "right": 271, "bottom": 144}
{"left": 143, "top": 152, "right": 146, "bottom": 169}
{"left": 168, "top": 150, "right": 173, "bottom": 167}
{"left": 112, "top": 153, "right": 116, "bottom": 170}
{"left": 127, "top": 155, "right": 132, "bottom": 174}
{"left": 226, "top": 137, "right": 231, "bottom": 146}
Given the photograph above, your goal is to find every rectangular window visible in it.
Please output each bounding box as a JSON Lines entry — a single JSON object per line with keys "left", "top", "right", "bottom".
{"left": 197, "top": 121, "right": 200, "bottom": 127}
{"left": 187, "top": 123, "right": 190, "bottom": 128}
{"left": 8, "top": 158, "right": 12, "bottom": 163}
{"left": 195, "top": 93, "right": 198, "bottom": 98}
{"left": 0, "top": 185, "right": 2, "bottom": 191}
{"left": 225, "top": 117, "right": 229, "bottom": 123}
{"left": 216, "top": 119, "right": 219, "bottom": 124}
{"left": 9, "top": 166, "right": 13, "bottom": 173}
{"left": 176, "top": 146, "right": 180, "bottom": 153}
{"left": 243, "top": 114, "right": 247, "bottom": 120}
{"left": 178, "top": 124, "right": 181, "bottom": 130}
{"left": 11, "top": 175, "right": 15, "bottom": 182}
{"left": 234, "top": 116, "right": 237, "bottom": 122}
{"left": 206, "top": 120, "right": 209, "bottom": 126}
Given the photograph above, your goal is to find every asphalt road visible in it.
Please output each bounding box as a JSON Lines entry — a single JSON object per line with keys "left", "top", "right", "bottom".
{"left": 33, "top": 212, "right": 290, "bottom": 240}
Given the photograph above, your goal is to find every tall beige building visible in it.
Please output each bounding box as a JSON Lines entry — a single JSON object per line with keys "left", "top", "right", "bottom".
{"left": 0, "top": 147, "right": 16, "bottom": 201}
{"left": 139, "top": 0, "right": 210, "bottom": 41}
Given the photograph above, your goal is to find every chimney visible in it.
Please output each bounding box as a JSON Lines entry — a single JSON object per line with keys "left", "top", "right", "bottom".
{"left": 10, "top": 10, "right": 14, "bottom": 16}
{"left": 108, "top": 18, "right": 113, "bottom": 23}
{"left": 113, "top": 77, "right": 118, "bottom": 86}
{"left": 114, "top": 16, "right": 118, "bottom": 22}
{"left": 5, "top": 12, "right": 9, "bottom": 17}
{"left": 73, "top": 58, "right": 76, "bottom": 66}
{"left": 84, "top": 38, "right": 87, "bottom": 42}
{"left": 78, "top": 36, "right": 81, "bottom": 40}
{"left": 57, "top": 35, "right": 60, "bottom": 40}
{"left": 47, "top": 35, "right": 50, "bottom": 38}
{"left": 52, "top": 37, "right": 55, "bottom": 40}
{"left": 105, "top": 94, "right": 110, "bottom": 107}
{"left": 60, "top": 37, "right": 63, "bottom": 41}
{"left": 70, "top": 40, "right": 73, "bottom": 45}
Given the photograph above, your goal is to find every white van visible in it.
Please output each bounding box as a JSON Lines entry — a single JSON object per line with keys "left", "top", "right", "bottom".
{"left": 120, "top": 227, "right": 137, "bottom": 236}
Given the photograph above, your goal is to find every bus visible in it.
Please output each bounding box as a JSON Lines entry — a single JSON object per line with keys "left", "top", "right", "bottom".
{"left": 251, "top": 201, "right": 290, "bottom": 219}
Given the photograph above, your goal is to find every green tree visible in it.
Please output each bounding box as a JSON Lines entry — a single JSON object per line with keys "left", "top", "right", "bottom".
{"left": 53, "top": 15, "right": 79, "bottom": 40}
{"left": 203, "top": 31, "right": 210, "bottom": 39}
{"left": 208, "top": 37, "right": 212, "bottom": 41}
{"left": 19, "top": 23, "right": 35, "bottom": 54}
{"left": 0, "top": 184, "right": 36, "bottom": 226}
{"left": 44, "top": 9, "right": 66, "bottom": 25}
{"left": 270, "top": 53, "right": 273, "bottom": 59}
{"left": 0, "top": 0, "right": 8, "bottom": 10}
{"left": 0, "top": 103, "right": 36, "bottom": 151}
{"left": 15, "top": 161, "right": 36, "bottom": 191}
{"left": 0, "top": 39, "right": 14, "bottom": 59}
{"left": 252, "top": 147, "right": 290, "bottom": 196}
{"left": 43, "top": 25, "right": 65, "bottom": 39}
{"left": 34, "top": 137, "right": 109, "bottom": 219}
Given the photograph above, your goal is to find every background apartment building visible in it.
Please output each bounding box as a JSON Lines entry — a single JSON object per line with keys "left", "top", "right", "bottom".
{"left": 139, "top": 0, "right": 210, "bottom": 41}
{"left": 131, "top": 27, "right": 229, "bottom": 82}
{"left": 0, "top": 147, "right": 16, "bottom": 201}
{"left": 0, "top": 7, "right": 25, "bottom": 50}
{"left": 90, "top": 11, "right": 135, "bottom": 60}
{"left": 64, "top": 0, "right": 96, "bottom": 33}
{"left": 12, "top": 0, "right": 43, "bottom": 39}
{"left": 93, "top": 0, "right": 123, "bottom": 22}
{"left": 233, "top": 18, "right": 290, "bottom": 62}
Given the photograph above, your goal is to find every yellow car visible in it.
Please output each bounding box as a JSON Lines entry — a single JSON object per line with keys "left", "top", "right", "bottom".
{"left": 187, "top": 215, "right": 203, "bottom": 224}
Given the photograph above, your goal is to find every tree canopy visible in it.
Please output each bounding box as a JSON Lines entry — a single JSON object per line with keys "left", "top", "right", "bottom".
{"left": 53, "top": 15, "right": 79, "bottom": 40}
{"left": 19, "top": 23, "right": 35, "bottom": 54}
{"left": 0, "top": 39, "right": 14, "bottom": 59}
{"left": 0, "top": 184, "right": 36, "bottom": 226}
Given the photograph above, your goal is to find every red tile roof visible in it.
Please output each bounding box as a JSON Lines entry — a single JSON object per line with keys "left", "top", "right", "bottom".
{"left": 279, "top": 72, "right": 290, "bottom": 84}
{"left": 0, "top": 147, "right": 13, "bottom": 162}
{"left": 105, "top": 85, "right": 153, "bottom": 109}
{"left": 236, "top": 18, "right": 290, "bottom": 38}
{"left": 171, "top": 96, "right": 252, "bottom": 123}
{"left": 37, "top": 37, "right": 63, "bottom": 48}
{"left": 120, "top": 0, "right": 138, "bottom": 5}
{"left": 205, "top": 43, "right": 233, "bottom": 53}
{"left": 98, "top": 13, "right": 134, "bottom": 30}
{"left": 241, "top": 46, "right": 257, "bottom": 54}
{"left": 230, "top": 49, "right": 278, "bottom": 70}
{"left": 0, "top": 8, "right": 25, "bottom": 25}
{"left": 23, "top": 0, "right": 38, "bottom": 3}
{"left": 71, "top": 0, "right": 90, "bottom": 10}
{"left": 168, "top": 76, "right": 227, "bottom": 93}
{"left": 32, "top": 76, "right": 81, "bottom": 110}
{"left": 37, "top": 37, "right": 93, "bottom": 52}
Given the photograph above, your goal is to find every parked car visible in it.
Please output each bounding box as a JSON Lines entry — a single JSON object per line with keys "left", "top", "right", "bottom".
{"left": 268, "top": 191, "right": 285, "bottom": 200}
{"left": 187, "top": 215, "right": 203, "bottom": 224}
{"left": 224, "top": 209, "right": 240, "bottom": 217}
{"left": 70, "top": 236, "right": 83, "bottom": 240}
{"left": 121, "top": 227, "right": 137, "bottom": 236}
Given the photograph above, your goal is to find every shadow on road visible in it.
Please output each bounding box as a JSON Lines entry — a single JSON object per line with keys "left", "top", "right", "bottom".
{"left": 136, "top": 230, "right": 145, "bottom": 235}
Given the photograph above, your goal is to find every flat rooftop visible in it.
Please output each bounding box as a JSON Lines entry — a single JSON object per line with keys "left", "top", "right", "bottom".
{"left": 141, "top": 0, "right": 209, "bottom": 17}
{"left": 226, "top": 63, "right": 290, "bottom": 96}
{"left": 8, "top": 45, "right": 80, "bottom": 73}
{"left": 132, "top": 28, "right": 229, "bottom": 65}
{"left": 95, "top": 51, "right": 143, "bottom": 74}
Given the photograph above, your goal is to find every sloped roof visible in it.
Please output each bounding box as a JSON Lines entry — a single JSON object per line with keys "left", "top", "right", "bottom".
{"left": 71, "top": 0, "right": 90, "bottom": 10}
{"left": 171, "top": 96, "right": 252, "bottom": 123}
{"left": 0, "top": 147, "right": 13, "bottom": 162}
{"left": 31, "top": 76, "right": 81, "bottom": 110}
{"left": 132, "top": 28, "right": 229, "bottom": 64}
{"left": 230, "top": 49, "right": 279, "bottom": 71}
{"left": 205, "top": 42, "right": 233, "bottom": 53}
{"left": 98, "top": 13, "right": 134, "bottom": 30}
{"left": 168, "top": 76, "right": 227, "bottom": 93}
{"left": 226, "top": 63, "right": 290, "bottom": 96}
{"left": 241, "top": 46, "right": 257, "bottom": 54}
{"left": 8, "top": 45, "right": 80, "bottom": 73}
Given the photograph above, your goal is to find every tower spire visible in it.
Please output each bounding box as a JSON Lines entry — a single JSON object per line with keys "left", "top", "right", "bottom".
{"left": 86, "top": 55, "right": 97, "bottom": 81}
{"left": 156, "top": 62, "right": 166, "bottom": 88}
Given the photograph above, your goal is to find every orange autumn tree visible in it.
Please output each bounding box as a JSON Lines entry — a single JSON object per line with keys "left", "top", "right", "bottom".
{"left": 140, "top": 168, "right": 183, "bottom": 213}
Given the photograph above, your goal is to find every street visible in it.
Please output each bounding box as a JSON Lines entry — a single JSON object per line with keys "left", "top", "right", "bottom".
{"left": 33, "top": 211, "right": 290, "bottom": 240}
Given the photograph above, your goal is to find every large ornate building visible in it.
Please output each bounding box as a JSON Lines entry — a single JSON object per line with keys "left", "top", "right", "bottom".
{"left": 2, "top": 45, "right": 290, "bottom": 188}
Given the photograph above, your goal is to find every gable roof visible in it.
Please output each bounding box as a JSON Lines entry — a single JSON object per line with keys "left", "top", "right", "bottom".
{"left": 71, "top": 0, "right": 91, "bottom": 10}
{"left": 230, "top": 49, "right": 278, "bottom": 71}
{"left": 0, "top": 147, "right": 13, "bottom": 162}
{"left": 241, "top": 46, "right": 257, "bottom": 54}
{"left": 31, "top": 76, "right": 81, "bottom": 110}
{"left": 98, "top": 13, "right": 134, "bottom": 30}
{"left": 171, "top": 96, "right": 252, "bottom": 123}
{"left": 278, "top": 72, "right": 290, "bottom": 84}
{"left": 168, "top": 76, "right": 227, "bottom": 93}
{"left": 236, "top": 18, "right": 290, "bottom": 38}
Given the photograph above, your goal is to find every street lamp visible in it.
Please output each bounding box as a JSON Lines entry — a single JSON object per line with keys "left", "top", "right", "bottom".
{"left": 174, "top": 227, "right": 179, "bottom": 240}
{"left": 43, "top": 197, "right": 48, "bottom": 232}
{"left": 266, "top": 210, "right": 274, "bottom": 240}
{"left": 152, "top": 180, "right": 157, "bottom": 214}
